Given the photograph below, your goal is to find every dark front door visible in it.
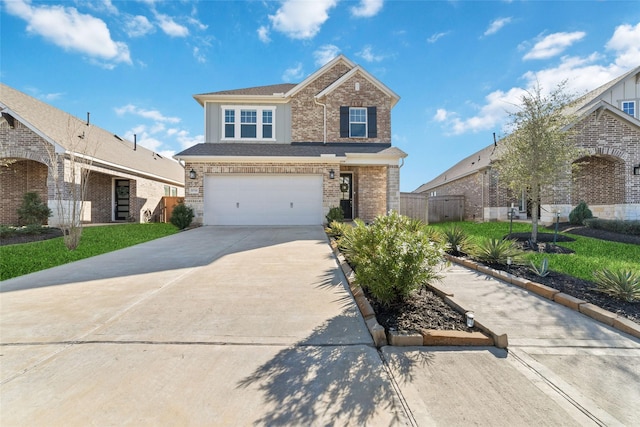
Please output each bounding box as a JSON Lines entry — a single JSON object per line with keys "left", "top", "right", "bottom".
{"left": 339, "top": 173, "right": 353, "bottom": 220}
{"left": 115, "top": 179, "right": 130, "bottom": 221}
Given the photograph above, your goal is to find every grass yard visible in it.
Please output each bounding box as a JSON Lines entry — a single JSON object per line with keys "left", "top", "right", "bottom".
{"left": 430, "top": 221, "right": 640, "bottom": 282}
{"left": 0, "top": 223, "right": 179, "bottom": 281}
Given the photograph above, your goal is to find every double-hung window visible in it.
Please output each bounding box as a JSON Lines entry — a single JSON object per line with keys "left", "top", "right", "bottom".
{"left": 622, "top": 101, "right": 636, "bottom": 118}
{"left": 222, "top": 106, "right": 275, "bottom": 140}
{"left": 349, "top": 108, "right": 367, "bottom": 138}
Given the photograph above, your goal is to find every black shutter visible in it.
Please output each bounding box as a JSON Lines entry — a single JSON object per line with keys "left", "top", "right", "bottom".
{"left": 340, "top": 106, "right": 349, "bottom": 138}
{"left": 367, "top": 106, "right": 377, "bottom": 138}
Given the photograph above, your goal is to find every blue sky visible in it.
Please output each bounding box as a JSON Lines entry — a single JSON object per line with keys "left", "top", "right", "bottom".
{"left": 2, "top": 0, "right": 639, "bottom": 192}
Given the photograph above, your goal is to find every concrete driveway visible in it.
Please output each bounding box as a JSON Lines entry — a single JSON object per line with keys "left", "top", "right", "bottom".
{"left": 1, "top": 226, "right": 409, "bottom": 425}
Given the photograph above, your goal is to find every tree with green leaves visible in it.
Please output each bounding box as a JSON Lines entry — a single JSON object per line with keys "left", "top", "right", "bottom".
{"left": 493, "top": 82, "right": 583, "bottom": 243}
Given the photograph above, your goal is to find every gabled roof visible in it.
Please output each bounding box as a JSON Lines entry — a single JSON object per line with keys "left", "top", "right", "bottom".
{"left": 0, "top": 83, "right": 184, "bottom": 185}
{"left": 176, "top": 142, "right": 394, "bottom": 157}
{"left": 192, "top": 55, "right": 400, "bottom": 108}
{"left": 415, "top": 65, "right": 640, "bottom": 193}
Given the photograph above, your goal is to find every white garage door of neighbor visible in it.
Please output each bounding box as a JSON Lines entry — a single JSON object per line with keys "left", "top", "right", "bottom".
{"left": 204, "top": 175, "right": 324, "bottom": 225}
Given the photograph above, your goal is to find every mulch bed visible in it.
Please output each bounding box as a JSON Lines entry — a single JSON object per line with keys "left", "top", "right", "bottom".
{"left": 0, "top": 227, "right": 64, "bottom": 246}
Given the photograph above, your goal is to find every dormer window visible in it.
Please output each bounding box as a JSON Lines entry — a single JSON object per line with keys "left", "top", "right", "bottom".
{"left": 622, "top": 101, "right": 636, "bottom": 118}
{"left": 222, "top": 106, "right": 275, "bottom": 140}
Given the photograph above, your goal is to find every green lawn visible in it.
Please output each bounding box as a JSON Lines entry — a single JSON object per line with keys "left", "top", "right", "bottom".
{"left": 0, "top": 223, "right": 179, "bottom": 281}
{"left": 430, "top": 221, "right": 640, "bottom": 282}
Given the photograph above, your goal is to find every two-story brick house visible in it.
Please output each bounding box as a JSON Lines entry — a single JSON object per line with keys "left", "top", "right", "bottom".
{"left": 414, "top": 65, "right": 640, "bottom": 224}
{"left": 175, "top": 55, "right": 407, "bottom": 225}
{"left": 0, "top": 83, "right": 185, "bottom": 226}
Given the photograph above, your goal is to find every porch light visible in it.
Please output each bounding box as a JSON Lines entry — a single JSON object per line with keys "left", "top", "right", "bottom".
{"left": 329, "top": 169, "right": 335, "bottom": 179}
{"left": 634, "top": 165, "right": 640, "bottom": 175}
{"left": 189, "top": 168, "right": 197, "bottom": 179}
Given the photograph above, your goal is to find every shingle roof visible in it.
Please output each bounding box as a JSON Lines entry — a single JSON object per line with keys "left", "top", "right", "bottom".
{"left": 197, "top": 84, "right": 297, "bottom": 97}
{"left": 0, "top": 83, "right": 184, "bottom": 184}
{"left": 176, "top": 142, "right": 393, "bottom": 157}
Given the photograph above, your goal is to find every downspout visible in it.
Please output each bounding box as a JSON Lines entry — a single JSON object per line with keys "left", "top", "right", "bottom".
{"left": 314, "top": 97, "right": 327, "bottom": 144}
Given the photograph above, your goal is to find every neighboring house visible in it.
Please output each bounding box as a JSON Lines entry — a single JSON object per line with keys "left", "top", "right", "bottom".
{"left": 414, "top": 66, "right": 640, "bottom": 224}
{"left": 175, "top": 55, "right": 407, "bottom": 226}
{"left": 0, "top": 83, "right": 185, "bottom": 226}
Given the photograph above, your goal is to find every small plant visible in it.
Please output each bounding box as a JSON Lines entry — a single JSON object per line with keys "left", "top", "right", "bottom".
{"left": 569, "top": 201, "right": 593, "bottom": 225}
{"left": 325, "top": 220, "right": 350, "bottom": 239}
{"left": 442, "top": 225, "right": 469, "bottom": 256}
{"left": 530, "top": 257, "right": 550, "bottom": 277}
{"left": 325, "top": 206, "right": 344, "bottom": 224}
{"left": 17, "top": 192, "right": 52, "bottom": 225}
{"left": 170, "top": 202, "right": 194, "bottom": 230}
{"left": 470, "top": 238, "right": 523, "bottom": 265}
{"left": 592, "top": 268, "right": 640, "bottom": 302}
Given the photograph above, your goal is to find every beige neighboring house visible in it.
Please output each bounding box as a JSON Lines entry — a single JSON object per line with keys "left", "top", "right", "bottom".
{"left": 0, "top": 83, "right": 185, "bottom": 226}
{"left": 414, "top": 66, "right": 640, "bottom": 224}
{"left": 175, "top": 55, "right": 407, "bottom": 226}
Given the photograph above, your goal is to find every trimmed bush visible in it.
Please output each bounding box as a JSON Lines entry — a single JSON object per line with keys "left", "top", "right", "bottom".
{"left": 170, "top": 203, "right": 194, "bottom": 230}
{"left": 325, "top": 206, "right": 344, "bottom": 224}
{"left": 569, "top": 201, "right": 593, "bottom": 225}
{"left": 17, "top": 192, "right": 51, "bottom": 226}
{"left": 339, "top": 211, "right": 445, "bottom": 306}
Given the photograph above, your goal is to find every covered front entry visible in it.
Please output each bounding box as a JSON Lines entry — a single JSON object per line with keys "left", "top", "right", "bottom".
{"left": 204, "top": 174, "right": 323, "bottom": 225}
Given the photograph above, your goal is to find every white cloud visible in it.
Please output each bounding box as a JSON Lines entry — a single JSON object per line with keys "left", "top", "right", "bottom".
{"left": 155, "top": 12, "right": 189, "bottom": 37}
{"left": 314, "top": 44, "right": 340, "bottom": 66}
{"left": 115, "top": 104, "right": 181, "bottom": 123}
{"left": 193, "top": 47, "right": 206, "bottom": 63}
{"left": 523, "top": 31, "right": 586, "bottom": 60}
{"left": 427, "top": 31, "right": 449, "bottom": 44}
{"left": 282, "top": 62, "right": 304, "bottom": 82}
{"left": 357, "top": 45, "right": 384, "bottom": 62}
{"left": 351, "top": 0, "right": 383, "bottom": 18}
{"left": 257, "top": 25, "right": 271, "bottom": 43}
{"left": 269, "top": 0, "right": 338, "bottom": 39}
{"left": 174, "top": 129, "right": 204, "bottom": 150}
{"left": 433, "top": 109, "right": 449, "bottom": 122}
{"left": 124, "top": 15, "right": 154, "bottom": 37}
{"left": 606, "top": 22, "right": 640, "bottom": 68}
{"left": 484, "top": 17, "right": 512, "bottom": 36}
{"left": 3, "top": 0, "right": 131, "bottom": 65}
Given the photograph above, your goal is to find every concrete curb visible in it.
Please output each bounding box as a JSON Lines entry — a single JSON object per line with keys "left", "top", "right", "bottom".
{"left": 328, "top": 237, "right": 502, "bottom": 348}
{"left": 444, "top": 254, "right": 640, "bottom": 340}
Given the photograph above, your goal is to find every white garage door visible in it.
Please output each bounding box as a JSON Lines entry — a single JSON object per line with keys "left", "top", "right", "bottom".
{"left": 204, "top": 175, "right": 323, "bottom": 225}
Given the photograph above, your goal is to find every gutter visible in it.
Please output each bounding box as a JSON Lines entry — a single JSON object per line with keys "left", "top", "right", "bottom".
{"left": 313, "top": 97, "right": 327, "bottom": 144}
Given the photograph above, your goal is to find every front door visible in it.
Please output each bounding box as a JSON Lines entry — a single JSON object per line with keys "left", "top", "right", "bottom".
{"left": 115, "top": 179, "right": 130, "bottom": 221}
{"left": 339, "top": 173, "right": 353, "bottom": 220}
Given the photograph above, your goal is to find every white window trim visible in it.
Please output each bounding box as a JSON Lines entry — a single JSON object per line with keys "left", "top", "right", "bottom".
{"left": 621, "top": 100, "right": 636, "bottom": 118}
{"left": 349, "top": 107, "right": 367, "bottom": 138}
{"left": 222, "top": 105, "right": 276, "bottom": 141}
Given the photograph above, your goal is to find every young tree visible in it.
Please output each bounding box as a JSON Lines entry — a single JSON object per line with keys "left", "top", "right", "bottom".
{"left": 493, "top": 82, "right": 583, "bottom": 243}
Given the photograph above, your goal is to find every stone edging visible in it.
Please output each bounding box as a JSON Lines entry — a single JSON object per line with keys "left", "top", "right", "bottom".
{"left": 444, "top": 254, "right": 640, "bottom": 340}
{"left": 328, "top": 238, "right": 507, "bottom": 348}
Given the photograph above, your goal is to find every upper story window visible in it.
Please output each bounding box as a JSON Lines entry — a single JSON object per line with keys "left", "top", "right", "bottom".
{"left": 622, "top": 101, "right": 636, "bottom": 118}
{"left": 222, "top": 106, "right": 275, "bottom": 140}
{"left": 349, "top": 108, "right": 367, "bottom": 137}
{"left": 339, "top": 106, "right": 377, "bottom": 139}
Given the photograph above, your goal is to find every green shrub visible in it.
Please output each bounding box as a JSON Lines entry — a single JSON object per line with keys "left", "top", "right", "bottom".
{"left": 530, "top": 257, "right": 550, "bottom": 277}
{"left": 593, "top": 268, "right": 640, "bottom": 302}
{"left": 442, "top": 225, "right": 470, "bottom": 256}
{"left": 470, "top": 238, "right": 523, "bottom": 265}
{"left": 584, "top": 218, "right": 640, "bottom": 236}
{"left": 325, "top": 206, "right": 344, "bottom": 224}
{"left": 170, "top": 203, "right": 194, "bottom": 230}
{"left": 340, "top": 211, "right": 445, "bottom": 306}
{"left": 325, "top": 220, "right": 351, "bottom": 239}
{"left": 0, "top": 225, "right": 16, "bottom": 238}
{"left": 17, "top": 192, "right": 51, "bottom": 225}
{"left": 569, "top": 201, "right": 593, "bottom": 225}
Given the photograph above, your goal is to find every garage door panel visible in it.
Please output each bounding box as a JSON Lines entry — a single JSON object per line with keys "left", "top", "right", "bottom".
{"left": 204, "top": 175, "right": 323, "bottom": 225}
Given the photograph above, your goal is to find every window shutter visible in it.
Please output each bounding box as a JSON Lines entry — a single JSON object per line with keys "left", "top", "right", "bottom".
{"left": 340, "top": 106, "right": 349, "bottom": 138}
{"left": 367, "top": 106, "right": 377, "bottom": 138}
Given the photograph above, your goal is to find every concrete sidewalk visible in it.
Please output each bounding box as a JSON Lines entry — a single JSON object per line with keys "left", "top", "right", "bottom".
{"left": 383, "top": 263, "right": 640, "bottom": 426}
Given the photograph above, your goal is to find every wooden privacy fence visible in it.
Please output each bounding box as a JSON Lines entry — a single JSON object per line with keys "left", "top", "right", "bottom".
{"left": 399, "top": 192, "right": 427, "bottom": 222}
{"left": 400, "top": 193, "right": 465, "bottom": 224}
